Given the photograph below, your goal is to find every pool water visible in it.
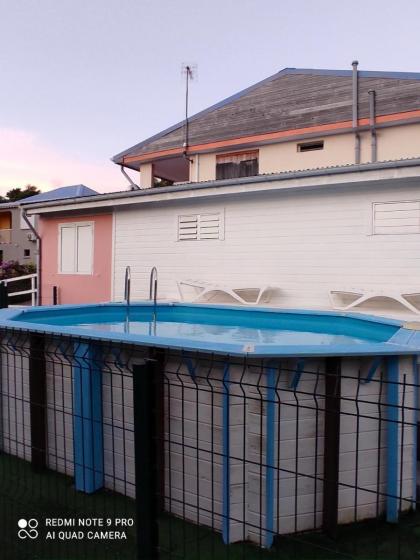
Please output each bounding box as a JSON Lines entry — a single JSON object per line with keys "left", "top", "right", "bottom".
{"left": 75, "top": 319, "right": 377, "bottom": 347}
{"left": 5, "top": 302, "right": 403, "bottom": 357}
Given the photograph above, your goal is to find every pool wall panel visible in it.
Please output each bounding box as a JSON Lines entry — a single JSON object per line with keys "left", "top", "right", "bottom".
{"left": 0, "top": 347, "right": 31, "bottom": 462}
{"left": 0, "top": 338, "right": 417, "bottom": 547}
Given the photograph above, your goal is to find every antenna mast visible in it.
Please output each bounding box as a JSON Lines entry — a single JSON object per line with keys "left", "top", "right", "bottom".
{"left": 181, "top": 63, "right": 196, "bottom": 162}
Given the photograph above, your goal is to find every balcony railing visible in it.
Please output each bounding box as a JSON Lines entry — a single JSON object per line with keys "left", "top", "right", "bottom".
{"left": 0, "top": 229, "right": 11, "bottom": 244}
{"left": 1, "top": 273, "right": 37, "bottom": 306}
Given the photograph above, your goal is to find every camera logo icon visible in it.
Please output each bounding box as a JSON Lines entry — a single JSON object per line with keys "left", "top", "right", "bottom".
{"left": 17, "top": 519, "right": 39, "bottom": 539}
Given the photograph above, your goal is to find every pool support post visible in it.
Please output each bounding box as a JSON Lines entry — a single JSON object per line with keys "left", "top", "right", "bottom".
{"left": 0, "top": 282, "right": 8, "bottom": 308}
{"left": 133, "top": 358, "right": 159, "bottom": 560}
{"left": 323, "top": 357, "right": 341, "bottom": 538}
{"left": 29, "top": 333, "right": 47, "bottom": 471}
{"left": 386, "top": 356, "right": 399, "bottom": 523}
{"left": 73, "top": 343, "right": 104, "bottom": 493}
{"left": 222, "top": 363, "right": 231, "bottom": 544}
{"left": 265, "top": 365, "right": 276, "bottom": 548}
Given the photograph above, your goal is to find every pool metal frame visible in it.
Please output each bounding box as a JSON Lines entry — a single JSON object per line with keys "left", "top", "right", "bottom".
{"left": 0, "top": 301, "right": 418, "bottom": 358}
{"left": 0, "top": 303, "right": 419, "bottom": 557}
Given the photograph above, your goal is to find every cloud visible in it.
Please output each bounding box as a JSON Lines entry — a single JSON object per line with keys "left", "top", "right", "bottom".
{"left": 0, "top": 128, "right": 132, "bottom": 195}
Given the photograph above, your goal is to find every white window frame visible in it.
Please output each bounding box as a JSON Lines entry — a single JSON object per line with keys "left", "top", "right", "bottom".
{"left": 58, "top": 221, "right": 94, "bottom": 275}
{"left": 372, "top": 200, "right": 420, "bottom": 235}
{"left": 177, "top": 211, "right": 225, "bottom": 241}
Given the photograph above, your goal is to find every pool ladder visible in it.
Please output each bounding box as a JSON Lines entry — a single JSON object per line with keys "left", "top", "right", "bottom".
{"left": 124, "top": 266, "right": 131, "bottom": 332}
{"left": 149, "top": 267, "right": 158, "bottom": 327}
{"left": 124, "top": 266, "right": 158, "bottom": 332}
{"left": 124, "top": 266, "right": 131, "bottom": 306}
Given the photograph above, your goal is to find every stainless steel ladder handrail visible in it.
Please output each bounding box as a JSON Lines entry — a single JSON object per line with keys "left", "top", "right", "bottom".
{"left": 149, "top": 267, "right": 158, "bottom": 328}
{"left": 124, "top": 266, "right": 131, "bottom": 306}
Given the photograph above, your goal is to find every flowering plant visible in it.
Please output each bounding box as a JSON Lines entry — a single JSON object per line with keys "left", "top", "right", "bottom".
{"left": 0, "top": 260, "right": 36, "bottom": 280}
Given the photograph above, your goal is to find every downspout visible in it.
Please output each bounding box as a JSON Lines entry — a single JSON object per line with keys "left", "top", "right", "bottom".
{"left": 119, "top": 164, "right": 140, "bottom": 190}
{"left": 21, "top": 208, "right": 41, "bottom": 306}
{"left": 195, "top": 153, "right": 200, "bottom": 182}
{"left": 368, "top": 90, "right": 377, "bottom": 162}
{"left": 352, "top": 60, "right": 361, "bottom": 164}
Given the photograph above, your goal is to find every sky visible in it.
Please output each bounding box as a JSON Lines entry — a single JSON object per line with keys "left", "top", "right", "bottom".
{"left": 1, "top": 0, "right": 420, "bottom": 195}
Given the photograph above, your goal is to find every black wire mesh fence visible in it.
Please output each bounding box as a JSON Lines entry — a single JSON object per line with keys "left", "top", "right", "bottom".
{"left": 0, "top": 328, "right": 418, "bottom": 559}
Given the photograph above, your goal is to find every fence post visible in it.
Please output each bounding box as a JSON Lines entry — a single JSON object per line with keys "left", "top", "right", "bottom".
{"left": 29, "top": 333, "right": 47, "bottom": 471}
{"left": 385, "top": 355, "right": 399, "bottom": 523}
{"left": 0, "top": 282, "right": 8, "bottom": 308}
{"left": 323, "top": 357, "right": 341, "bottom": 537}
{"left": 133, "top": 358, "right": 159, "bottom": 559}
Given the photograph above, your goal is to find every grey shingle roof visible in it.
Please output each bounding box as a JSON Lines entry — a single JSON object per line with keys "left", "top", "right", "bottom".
{"left": 113, "top": 67, "right": 420, "bottom": 167}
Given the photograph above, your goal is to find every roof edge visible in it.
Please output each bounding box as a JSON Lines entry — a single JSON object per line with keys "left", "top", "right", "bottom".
{"left": 25, "top": 157, "right": 420, "bottom": 213}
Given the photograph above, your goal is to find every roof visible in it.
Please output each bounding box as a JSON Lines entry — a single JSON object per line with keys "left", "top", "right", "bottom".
{"left": 0, "top": 201, "right": 20, "bottom": 209}
{"left": 24, "top": 157, "right": 420, "bottom": 215}
{"left": 113, "top": 67, "right": 420, "bottom": 169}
{"left": 20, "top": 184, "right": 98, "bottom": 204}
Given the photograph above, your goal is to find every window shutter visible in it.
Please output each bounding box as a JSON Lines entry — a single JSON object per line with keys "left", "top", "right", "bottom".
{"left": 76, "top": 225, "right": 93, "bottom": 273}
{"left": 60, "top": 226, "right": 76, "bottom": 273}
{"left": 178, "top": 212, "right": 223, "bottom": 241}
{"left": 199, "top": 213, "right": 221, "bottom": 239}
{"left": 59, "top": 222, "right": 94, "bottom": 273}
{"left": 373, "top": 201, "right": 420, "bottom": 234}
{"left": 178, "top": 215, "right": 199, "bottom": 240}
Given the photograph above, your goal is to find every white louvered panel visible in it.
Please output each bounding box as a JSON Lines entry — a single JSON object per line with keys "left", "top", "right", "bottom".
{"left": 178, "top": 215, "right": 199, "bottom": 240}
{"left": 178, "top": 213, "right": 222, "bottom": 241}
{"left": 373, "top": 201, "right": 420, "bottom": 234}
{"left": 199, "top": 213, "right": 220, "bottom": 239}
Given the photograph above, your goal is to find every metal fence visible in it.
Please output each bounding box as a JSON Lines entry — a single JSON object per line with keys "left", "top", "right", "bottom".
{"left": 0, "top": 328, "right": 419, "bottom": 559}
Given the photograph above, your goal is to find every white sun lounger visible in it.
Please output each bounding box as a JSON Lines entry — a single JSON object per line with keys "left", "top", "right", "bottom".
{"left": 177, "top": 279, "right": 275, "bottom": 305}
{"left": 329, "top": 288, "right": 420, "bottom": 314}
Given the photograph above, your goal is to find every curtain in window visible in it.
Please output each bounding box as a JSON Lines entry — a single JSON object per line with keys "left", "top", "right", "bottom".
{"left": 216, "top": 151, "right": 259, "bottom": 180}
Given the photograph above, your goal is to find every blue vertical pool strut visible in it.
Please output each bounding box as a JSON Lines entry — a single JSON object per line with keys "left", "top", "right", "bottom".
{"left": 73, "top": 343, "right": 104, "bottom": 493}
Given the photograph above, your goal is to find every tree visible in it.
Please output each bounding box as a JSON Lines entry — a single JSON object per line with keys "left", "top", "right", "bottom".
{"left": 5, "top": 185, "right": 41, "bottom": 202}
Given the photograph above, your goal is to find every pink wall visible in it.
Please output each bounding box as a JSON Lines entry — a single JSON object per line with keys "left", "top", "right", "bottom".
{"left": 40, "top": 213, "right": 113, "bottom": 305}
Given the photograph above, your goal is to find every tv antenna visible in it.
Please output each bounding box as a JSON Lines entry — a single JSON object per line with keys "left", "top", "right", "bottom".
{"left": 181, "top": 63, "right": 197, "bottom": 162}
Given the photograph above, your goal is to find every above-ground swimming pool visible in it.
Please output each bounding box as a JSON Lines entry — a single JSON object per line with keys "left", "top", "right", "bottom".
{"left": 0, "top": 302, "right": 419, "bottom": 356}
{"left": 0, "top": 302, "right": 419, "bottom": 549}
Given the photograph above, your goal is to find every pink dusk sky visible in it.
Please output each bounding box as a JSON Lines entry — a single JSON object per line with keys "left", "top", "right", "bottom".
{"left": 1, "top": 0, "right": 420, "bottom": 196}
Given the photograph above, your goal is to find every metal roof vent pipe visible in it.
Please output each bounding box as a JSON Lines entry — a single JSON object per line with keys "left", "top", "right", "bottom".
{"left": 352, "top": 60, "right": 361, "bottom": 164}
{"left": 368, "top": 90, "right": 377, "bottom": 162}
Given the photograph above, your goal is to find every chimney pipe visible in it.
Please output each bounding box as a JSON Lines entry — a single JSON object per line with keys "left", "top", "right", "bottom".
{"left": 368, "top": 90, "right": 377, "bottom": 162}
{"left": 352, "top": 60, "right": 361, "bottom": 164}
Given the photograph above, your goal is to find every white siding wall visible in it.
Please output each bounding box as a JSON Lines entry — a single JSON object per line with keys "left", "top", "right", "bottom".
{"left": 112, "top": 182, "right": 420, "bottom": 310}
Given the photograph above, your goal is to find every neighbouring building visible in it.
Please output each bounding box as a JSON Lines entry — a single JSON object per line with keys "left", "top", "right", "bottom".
{"left": 0, "top": 201, "right": 37, "bottom": 264}
{"left": 20, "top": 184, "right": 101, "bottom": 305}
{"left": 23, "top": 65, "right": 420, "bottom": 314}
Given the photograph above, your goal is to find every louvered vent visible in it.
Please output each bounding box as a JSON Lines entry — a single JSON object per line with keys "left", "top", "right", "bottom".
{"left": 178, "top": 213, "right": 223, "bottom": 241}
{"left": 373, "top": 201, "right": 420, "bottom": 234}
